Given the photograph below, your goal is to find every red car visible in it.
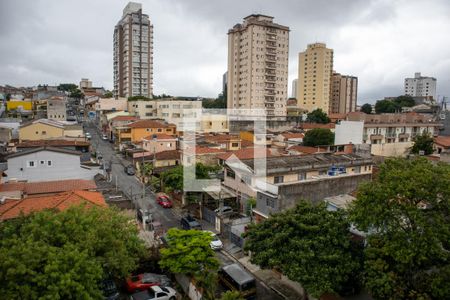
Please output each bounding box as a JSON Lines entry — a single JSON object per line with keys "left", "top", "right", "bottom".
{"left": 126, "top": 273, "right": 171, "bottom": 293}
{"left": 157, "top": 195, "right": 172, "bottom": 208}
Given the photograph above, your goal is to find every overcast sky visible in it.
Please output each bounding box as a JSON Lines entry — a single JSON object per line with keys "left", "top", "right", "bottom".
{"left": 0, "top": 0, "right": 449, "bottom": 104}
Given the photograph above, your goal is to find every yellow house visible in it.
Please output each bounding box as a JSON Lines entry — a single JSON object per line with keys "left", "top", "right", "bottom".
{"left": 126, "top": 120, "right": 176, "bottom": 143}
{"left": 19, "top": 119, "right": 83, "bottom": 141}
{"left": 7, "top": 100, "right": 33, "bottom": 111}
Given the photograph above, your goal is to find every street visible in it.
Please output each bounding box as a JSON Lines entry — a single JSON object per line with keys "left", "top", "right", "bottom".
{"left": 85, "top": 121, "right": 282, "bottom": 300}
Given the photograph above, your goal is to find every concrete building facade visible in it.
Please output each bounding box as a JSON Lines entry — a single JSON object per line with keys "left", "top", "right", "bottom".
{"left": 114, "top": 2, "right": 153, "bottom": 98}
{"left": 404, "top": 72, "right": 437, "bottom": 100}
{"left": 47, "top": 97, "right": 67, "bottom": 121}
{"left": 291, "top": 79, "right": 298, "bottom": 98}
{"left": 297, "top": 43, "right": 333, "bottom": 113}
{"left": 227, "top": 14, "right": 289, "bottom": 117}
{"left": 330, "top": 72, "right": 358, "bottom": 114}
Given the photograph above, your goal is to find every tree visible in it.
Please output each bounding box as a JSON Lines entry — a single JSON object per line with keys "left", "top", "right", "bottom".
{"left": 306, "top": 108, "right": 330, "bottom": 124}
{"left": 0, "top": 205, "right": 146, "bottom": 298}
{"left": 360, "top": 103, "right": 372, "bottom": 114}
{"left": 220, "top": 290, "right": 244, "bottom": 300}
{"left": 394, "top": 95, "right": 415, "bottom": 108}
{"left": 161, "top": 163, "right": 219, "bottom": 192}
{"left": 375, "top": 99, "right": 397, "bottom": 113}
{"left": 244, "top": 201, "right": 362, "bottom": 298}
{"left": 104, "top": 91, "right": 113, "bottom": 98}
{"left": 349, "top": 158, "right": 450, "bottom": 299}
{"left": 69, "top": 88, "right": 84, "bottom": 99}
{"left": 128, "top": 95, "right": 152, "bottom": 101}
{"left": 303, "top": 128, "right": 334, "bottom": 146}
{"left": 58, "top": 83, "right": 78, "bottom": 92}
{"left": 159, "top": 228, "right": 219, "bottom": 299}
{"left": 411, "top": 132, "right": 434, "bottom": 155}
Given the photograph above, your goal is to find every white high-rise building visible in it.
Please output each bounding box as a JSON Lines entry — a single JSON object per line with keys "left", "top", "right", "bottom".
{"left": 227, "top": 14, "right": 289, "bottom": 117}
{"left": 114, "top": 2, "right": 153, "bottom": 98}
{"left": 404, "top": 72, "right": 436, "bottom": 100}
{"left": 291, "top": 79, "right": 298, "bottom": 98}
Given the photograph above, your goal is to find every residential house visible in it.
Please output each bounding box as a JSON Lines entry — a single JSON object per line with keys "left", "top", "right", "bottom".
{"left": 5, "top": 147, "right": 100, "bottom": 182}
{"left": 342, "top": 112, "right": 441, "bottom": 156}
{"left": 19, "top": 119, "right": 84, "bottom": 142}
{"left": 240, "top": 130, "right": 274, "bottom": 146}
{"left": 127, "top": 100, "right": 156, "bottom": 119}
{"left": 15, "top": 139, "right": 91, "bottom": 161}
{"left": 182, "top": 146, "right": 227, "bottom": 166}
{"left": 142, "top": 134, "right": 177, "bottom": 153}
{"left": 125, "top": 120, "right": 176, "bottom": 144}
{"left": 6, "top": 99, "right": 33, "bottom": 119}
{"left": 0, "top": 190, "right": 106, "bottom": 221}
{"left": 273, "top": 132, "right": 304, "bottom": 147}
{"left": 200, "top": 112, "right": 229, "bottom": 133}
{"left": 94, "top": 97, "right": 128, "bottom": 127}
{"left": 0, "top": 118, "right": 21, "bottom": 140}
{"left": 434, "top": 136, "right": 450, "bottom": 154}
{"left": 47, "top": 97, "right": 67, "bottom": 121}
{"left": 0, "top": 126, "right": 12, "bottom": 143}
{"left": 133, "top": 150, "right": 180, "bottom": 171}
{"left": 201, "top": 134, "right": 241, "bottom": 151}
{"left": 154, "top": 99, "right": 202, "bottom": 132}
{"left": 109, "top": 115, "right": 138, "bottom": 142}
{"left": 299, "top": 122, "right": 336, "bottom": 132}
{"left": 223, "top": 153, "right": 372, "bottom": 220}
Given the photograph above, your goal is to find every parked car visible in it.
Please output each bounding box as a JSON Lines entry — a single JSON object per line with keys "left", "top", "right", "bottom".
{"left": 204, "top": 230, "right": 223, "bottom": 251}
{"left": 125, "top": 165, "right": 136, "bottom": 175}
{"left": 130, "top": 286, "right": 177, "bottom": 300}
{"left": 214, "top": 206, "right": 233, "bottom": 215}
{"left": 102, "top": 134, "right": 108, "bottom": 140}
{"left": 156, "top": 194, "right": 172, "bottom": 208}
{"left": 180, "top": 215, "right": 202, "bottom": 230}
{"left": 99, "top": 279, "right": 120, "bottom": 300}
{"left": 126, "top": 273, "right": 172, "bottom": 293}
{"left": 85, "top": 132, "right": 91, "bottom": 140}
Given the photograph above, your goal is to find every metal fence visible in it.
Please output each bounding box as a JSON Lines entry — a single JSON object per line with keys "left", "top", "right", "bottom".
{"left": 201, "top": 206, "right": 216, "bottom": 224}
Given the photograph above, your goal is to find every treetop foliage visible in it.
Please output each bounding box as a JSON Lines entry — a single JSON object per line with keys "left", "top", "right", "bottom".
{"left": 306, "top": 108, "right": 330, "bottom": 124}
{"left": 0, "top": 205, "right": 146, "bottom": 299}
{"left": 374, "top": 95, "right": 415, "bottom": 113}
{"left": 303, "top": 128, "right": 334, "bottom": 147}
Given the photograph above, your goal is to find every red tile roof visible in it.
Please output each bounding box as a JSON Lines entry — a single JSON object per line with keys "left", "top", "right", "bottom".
{"left": 287, "top": 145, "right": 320, "bottom": 154}
{"left": 111, "top": 116, "right": 138, "bottom": 122}
{"left": 204, "top": 134, "right": 240, "bottom": 142}
{"left": 0, "top": 179, "right": 97, "bottom": 195}
{"left": 16, "top": 139, "right": 90, "bottom": 148}
{"left": 216, "top": 148, "right": 272, "bottom": 160}
{"left": 127, "top": 120, "right": 174, "bottom": 128}
{"left": 241, "top": 140, "right": 254, "bottom": 148}
{"left": 192, "top": 146, "right": 226, "bottom": 155}
{"left": 301, "top": 123, "right": 335, "bottom": 130}
{"left": 280, "top": 132, "right": 305, "bottom": 140}
{"left": 434, "top": 136, "right": 450, "bottom": 148}
{"left": 0, "top": 190, "right": 106, "bottom": 221}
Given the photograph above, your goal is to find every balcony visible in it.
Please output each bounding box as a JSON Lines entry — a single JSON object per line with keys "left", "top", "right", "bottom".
{"left": 385, "top": 132, "right": 397, "bottom": 138}
{"left": 266, "top": 34, "right": 276, "bottom": 41}
{"left": 265, "top": 84, "right": 275, "bottom": 89}
{"left": 266, "top": 42, "right": 277, "bottom": 48}
{"left": 265, "top": 69, "right": 276, "bottom": 75}
{"left": 265, "top": 55, "right": 276, "bottom": 62}
{"left": 265, "top": 96, "right": 275, "bottom": 102}
{"left": 265, "top": 76, "right": 276, "bottom": 82}
{"left": 370, "top": 134, "right": 383, "bottom": 140}
{"left": 265, "top": 90, "right": 276, "bottom": 96}
{"left": 266, "top": 63, "right": 276, "bottom": 69}
{"left": 266, "top": 49, "right": 276, "bottom": 55}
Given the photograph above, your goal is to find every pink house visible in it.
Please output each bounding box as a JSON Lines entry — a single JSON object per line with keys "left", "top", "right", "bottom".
{"left": 142, "top": 133, "right": 177, "bottom": 154}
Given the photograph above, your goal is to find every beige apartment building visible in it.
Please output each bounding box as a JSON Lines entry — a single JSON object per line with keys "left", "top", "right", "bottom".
{"left": 297, "top": 43, "right": 333, "bottom": 113}
{"left": 330, "top": 72, "right": 358, "bottom": 114}
{"left": 113, "top": 2, "right": 153, "bottom": 98}
{"left": 227, "top": 14, "right": 289, "bottom": 117}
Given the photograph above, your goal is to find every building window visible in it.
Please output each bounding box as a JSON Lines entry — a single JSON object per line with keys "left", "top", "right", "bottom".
{"left": 158, "top": 129, "right": 162, "bottom": 132}
{"left": 266, "top": 197, "right": 276, "bottom": 208}
{"left": 40, "top": 160, "right": 45, "bottom": 165}
{"left": 27, "top": 161, "right": 36, "bottom": 168}
{"left": 226, "top": 168, "right": 235, "bottom": 179}
{"left": 231, "top": 143, "right": 239, "bottom": 147}
{"left": 274, "top": 176, "right": 284, "bottom": 184}
{"left": 298, "top": 173, "right": 306, "bottom": 180}
{"left": 47, "top": 161, "right": 52, "bottom": 167}
{"left": 319, "top": 170, "right": 327, "bottom": 175}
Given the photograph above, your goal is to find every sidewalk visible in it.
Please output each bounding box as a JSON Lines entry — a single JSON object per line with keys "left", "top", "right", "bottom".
{"left": 221, "top": 240, "right": 305, "bottom": 300}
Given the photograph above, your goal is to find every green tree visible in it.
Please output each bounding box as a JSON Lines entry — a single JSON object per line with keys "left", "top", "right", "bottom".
{"left": 161, "top": 163, "right": 218, "bottom": 192}
{"left": 244, "top": 201, "right": 362, "bottom": 298}
{"left": 128, "top": 95, "right": 152, "bottom": 101}
{"left": 394, "top": 95, "right": 415, "bottom": 108}
{"left": 411, "top": 132, "right": 434, "bottom": 155}
{"left": 0, "top": 205, "right": 146, "bottom": 298}
{"left": 220, "top": 290, "right": 244, "bottom": 300}
{"left": 104, "top": 91, "right": 113, "bottom": 98}
{"left": 69, "top": 88, "right": 84, "bottom": 99}
{"left": 160, "top": 228, "right": 219, "bottom": 299}
{"left": 349, "top": 158, "right": 450, "bottom": 300}
{"left": 306, "top": 108, "right": 330, "bottom": 123}
{"left": 375, "top": 99, "right": 397, "bottom": 113}
{"left": 303, "top": 128, "right": 334, "bottom": 146}
{"left": 360, "top": 103, "right": 372, "bottom": 114}
{"left": 58, "top": 83, "right": 78, "bottom": 92}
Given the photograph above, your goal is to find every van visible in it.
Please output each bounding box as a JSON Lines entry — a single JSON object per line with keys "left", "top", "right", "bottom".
{"left": 180, "top": 215, "right": 202, "bottom": 230}
{"left": 219, "top": 263, "right": 256, "bottom": 299}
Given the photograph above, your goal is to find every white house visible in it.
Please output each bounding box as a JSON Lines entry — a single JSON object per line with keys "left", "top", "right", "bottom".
{"left": 5, "top": 147, "right": 100, "bottom": 182}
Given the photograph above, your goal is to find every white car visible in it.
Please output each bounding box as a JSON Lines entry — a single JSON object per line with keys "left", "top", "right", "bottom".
{"left": 85, "top": 132, "right": 91, "bottom": 139}
{"left": 130, "top": 286, "right": 177, "bottom": 300}
{"left": 204, "top": 230, "right": 223, "bottom": 251}
{"left": 102, "top": 134, "right": 108, "bottom": 140}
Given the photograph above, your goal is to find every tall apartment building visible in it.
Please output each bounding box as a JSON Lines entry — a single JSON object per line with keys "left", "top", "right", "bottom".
{"left": 404, "top": 72, "right": 437, "bottom": 100}
{"left": 291, "top": 79, "right": 298, "bottom": 98}
{"left": 113, "top": 2, "right": 153, "bottom": 99}
{"left": 227, "top": 14, "right": 289, "bottom": 117}
{"left": 330, "top": 72, "right": 358, "bottom": 114}
{"left": 297, "top": 43, "right": 333, "bottom": 113}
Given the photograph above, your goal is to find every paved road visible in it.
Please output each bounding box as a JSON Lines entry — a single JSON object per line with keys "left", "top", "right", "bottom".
{"left": 85, "top": 122, "right": 281, "bottom": 300}
{"left": 85, "top": 122, "right": 179, "bottom": 230}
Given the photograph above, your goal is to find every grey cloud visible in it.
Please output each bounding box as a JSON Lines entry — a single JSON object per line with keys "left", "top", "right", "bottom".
{"left": 0, "top": 0, "right": 449, "bottom": 103}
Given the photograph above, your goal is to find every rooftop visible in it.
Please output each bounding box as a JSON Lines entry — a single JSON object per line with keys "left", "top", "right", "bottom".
{"left": 16, "top": 139, "right": 90, "bottom": 148}
{"left": 143, "top": 133, "right": 177, "bottom": 140}
{"left": 7, "top": 146, "right": 81, "bottom": 159}
{"left": 434, "top": 136, "right": 450, "bottom": 148}
{"left": 0, "top": 190, "right": 106, "bottom": 221}
{"left": 0, "top": 179, "right": 97, "bottom": 195}
{"left": 127, "top": 120, "right": 175, "bottom": 129}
